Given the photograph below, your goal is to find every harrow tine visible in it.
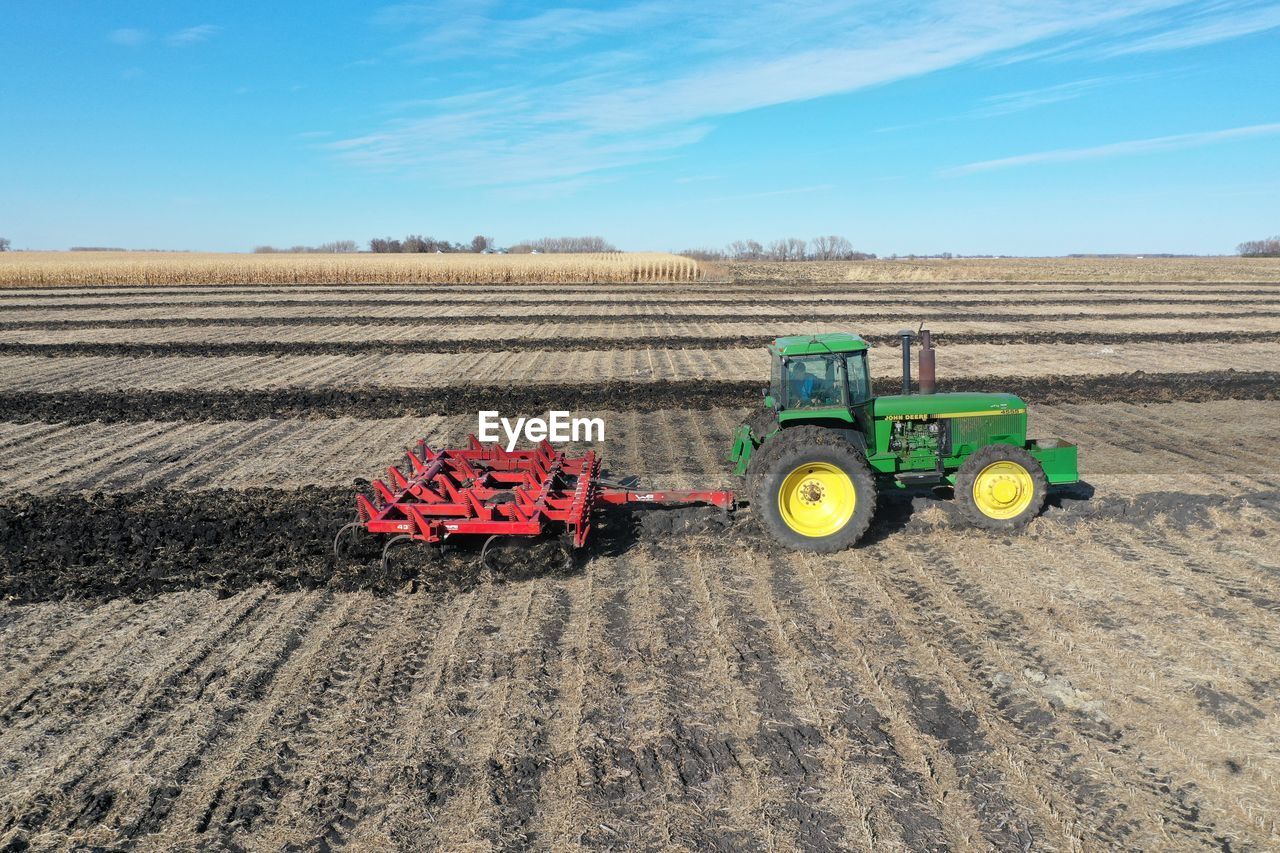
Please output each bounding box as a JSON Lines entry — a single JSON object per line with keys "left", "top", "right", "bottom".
{"left": 380, "top": 534, "right": 415, "bottom": 577}
{"left": 333, "top": 521, "right": 362, "bottom": 562}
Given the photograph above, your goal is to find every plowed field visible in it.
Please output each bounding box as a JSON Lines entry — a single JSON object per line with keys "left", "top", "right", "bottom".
{"left": 2, "top": 275, "right": 1279, "bottom": 851}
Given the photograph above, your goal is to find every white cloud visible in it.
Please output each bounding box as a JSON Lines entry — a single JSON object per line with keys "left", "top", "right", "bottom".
{"left": 332, "top": 0, "right": 1275, "bottom": 186}
{"left": 108, "top": 28, "right": 149, "bottom": 46}
{"left": 1095, "top": 0, "right": 1280, "bottom": 55}
{"left": 945, "top": 122, "right": 1280, "bottom": 175}
{"left": 167, "top": 24, "right": 221, "bottom": 46}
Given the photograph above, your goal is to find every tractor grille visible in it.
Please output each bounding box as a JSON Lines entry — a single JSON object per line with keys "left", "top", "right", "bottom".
{"left": 951, "top": 413, "right": 1024, "bottom": 450}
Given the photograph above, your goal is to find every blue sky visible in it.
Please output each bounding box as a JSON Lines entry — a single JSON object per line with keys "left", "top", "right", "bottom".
{"left": 2, "top": 1, "right": 1278, "bottom": 254}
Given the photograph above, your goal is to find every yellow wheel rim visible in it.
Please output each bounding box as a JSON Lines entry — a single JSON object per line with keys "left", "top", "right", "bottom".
{"left": 777, "top": 462, "right": 855, "bottom": 537}
{"left": 972, "top": 461, "right": 1034, "bottom": 519}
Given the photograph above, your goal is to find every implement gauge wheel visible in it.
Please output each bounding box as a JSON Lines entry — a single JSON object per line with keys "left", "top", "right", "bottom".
{"left": 955, "top": 444, "right": 1047, "bottom": 530}
{"left": 755, "top": 426, "right": 876, "bottom": 553}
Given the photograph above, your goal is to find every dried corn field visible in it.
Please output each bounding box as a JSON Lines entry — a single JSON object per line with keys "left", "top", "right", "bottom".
{"left": 2, "top": 264, "right": 1280, "bottom": 851}
{"left": 0, "top": 251, "right": 702, "bottom": 286}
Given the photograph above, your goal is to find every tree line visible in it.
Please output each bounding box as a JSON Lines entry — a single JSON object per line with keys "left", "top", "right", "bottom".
{"left": 254, "top": 241, "right": 359, "bottom": 254}
{"left": 1238, "top": 236, "right": 1280, "bottom": 257}
{"left": 681, "top": 235, "right": 875, "bottom": 261}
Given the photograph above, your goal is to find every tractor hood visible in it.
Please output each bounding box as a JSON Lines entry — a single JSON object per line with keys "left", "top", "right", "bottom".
{"left": 874, "top": 392, "right": 1026, "bottom": 419}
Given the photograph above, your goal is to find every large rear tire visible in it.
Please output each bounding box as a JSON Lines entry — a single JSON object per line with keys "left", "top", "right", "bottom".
{"left": 955, "top": 444, "right": 1047, "bottom": 530}
{"left": 754, "top": 426, "right": 876, "bottom": 552}
{"left": 739, "top": 410, "right": 781, "bottom": 497}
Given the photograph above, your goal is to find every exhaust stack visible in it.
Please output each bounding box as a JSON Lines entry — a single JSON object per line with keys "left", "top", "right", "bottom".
{"left": 919, "top": 328, "right": 936, "bottom": 395}
{"left": 898, "top": 328, "right": 914, "bottom": 395}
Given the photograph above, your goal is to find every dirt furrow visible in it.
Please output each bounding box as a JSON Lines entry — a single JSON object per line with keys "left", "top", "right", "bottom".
{"left": 0, "top": 370, "right": 1275, "bottom": 425}
{"left": 7, "top": 311, "right": 1280, "bottom": 349}
{"left": 0, "top": 487, "right": 355, "bottom": 603}
{"left": 2, "top": 306, "right": 1274, "bottom": 332}
{"left": 3, "top": 294, "right": 1273, "bottom": 318}
{"left": 5, "top": 327, "right": 1280, "bottom": 358}
{"left": 3, "top": 341, "right": 1276, "bottom": 396}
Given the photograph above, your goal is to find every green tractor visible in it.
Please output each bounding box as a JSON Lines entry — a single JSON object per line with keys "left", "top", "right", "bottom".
{"left": 729, "top": 329, "right": 1078, "bottom": 552}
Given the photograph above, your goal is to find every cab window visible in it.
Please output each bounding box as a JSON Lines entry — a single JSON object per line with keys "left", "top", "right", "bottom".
{"left": 846, "top": 351, "right": 870, "bottom": 402}
{"left": 780, "top": 355, "right": 848, "bottom": 409}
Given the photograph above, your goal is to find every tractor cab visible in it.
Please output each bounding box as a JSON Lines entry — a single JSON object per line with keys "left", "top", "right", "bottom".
{"left": 767, "top": 333, "right": 871, "bottom": 413}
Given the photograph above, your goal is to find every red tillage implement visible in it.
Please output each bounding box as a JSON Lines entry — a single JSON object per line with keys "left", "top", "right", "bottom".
{"left": 338, "top": 435, "right": 735, "bottom": 572}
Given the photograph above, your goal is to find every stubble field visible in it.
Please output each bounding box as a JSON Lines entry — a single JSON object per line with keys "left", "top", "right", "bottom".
{"left": 1, "top": 262, "right": 1279, "bottom": 851}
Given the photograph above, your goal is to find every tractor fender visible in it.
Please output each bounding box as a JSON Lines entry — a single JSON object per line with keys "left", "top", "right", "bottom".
{"left": 826, "top": 428, "right": 867, "bottom": 456}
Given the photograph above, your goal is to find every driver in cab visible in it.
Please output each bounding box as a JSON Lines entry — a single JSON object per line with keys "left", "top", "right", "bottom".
{"left": 788, "top": 361, "right": 817, "bottom": 406}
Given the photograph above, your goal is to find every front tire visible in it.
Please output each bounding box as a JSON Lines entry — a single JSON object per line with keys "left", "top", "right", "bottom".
{"left": 955, "top": 444, "right": 1047, "bottom": 530}
{"left": 755, "top": 426, "right": 876, "bottom": 552}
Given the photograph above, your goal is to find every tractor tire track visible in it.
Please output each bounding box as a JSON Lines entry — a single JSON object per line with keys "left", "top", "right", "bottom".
{"left": 570, "top": 546, "right": 682, "bottom": 847}
{"left": 260, "top": 595, "right": 444, "bottom": 850}
{"left": 0, "top": 587, "right": 280, "bottom": 843}
{"left": 403, "top": 582, "right": 542, "bottom": 846}
{"left": 476, "top": 583, "right": 573, "bottom": 851}
{"left": 877, "top": 534, "right": 1236, "bottom": 848}
{"left": 361, "top": 589, "right": 480, "bottom": 849}
{"left": 681, "top": 544, "right": 854, "bottom": 848}
{"left": 737, "top": 546, "right": 964, "bottom": 849}
{"left": 152, "top": 592, "right": 368, "bottom": 845}
{"left": 98, "top": 591, "right": 339, "bottom": 842}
